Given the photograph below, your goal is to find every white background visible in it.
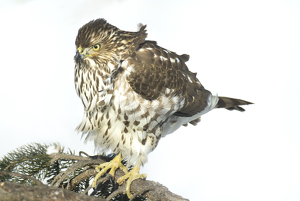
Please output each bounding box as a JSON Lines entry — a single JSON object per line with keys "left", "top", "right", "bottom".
{"left": 0, "top": 0, "right": 300, "bottom": 201}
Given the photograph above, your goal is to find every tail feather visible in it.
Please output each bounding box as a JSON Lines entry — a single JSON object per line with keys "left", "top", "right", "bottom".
{"left": 217, "top": 96, "right": 253, "bottom": 112}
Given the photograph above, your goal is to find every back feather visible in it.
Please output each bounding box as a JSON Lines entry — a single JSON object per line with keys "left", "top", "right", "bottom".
{"left": 216, "top": 96, "right": 253, "bottom": 112}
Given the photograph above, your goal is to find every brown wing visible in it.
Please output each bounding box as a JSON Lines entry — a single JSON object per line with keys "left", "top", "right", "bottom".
{"left": 217, "top": 96, "right": 253, "bottom": 112}
{"left": 126, "top": 41, "right": 211, "bottom": 117}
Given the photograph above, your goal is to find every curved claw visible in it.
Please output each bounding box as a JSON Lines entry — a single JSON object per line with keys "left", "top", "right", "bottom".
{"left": 117, "top": 165, "right": 147, "bottom": 198}
{"left": 92, "top": 153, "right": 128, "bottom": 188}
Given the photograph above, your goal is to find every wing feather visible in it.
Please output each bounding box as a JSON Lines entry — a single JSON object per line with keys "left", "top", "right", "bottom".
{"left": 127, "top": 41, "right": 211, "bottom": 117}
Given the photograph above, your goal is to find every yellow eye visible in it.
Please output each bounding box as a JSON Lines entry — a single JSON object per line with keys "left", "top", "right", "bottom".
{"left": 92, "top": 44, "right": 100, "bottom": 51}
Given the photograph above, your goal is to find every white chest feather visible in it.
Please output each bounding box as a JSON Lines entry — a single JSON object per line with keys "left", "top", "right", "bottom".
{"left": 75, "top": 59, "right": 215, "bottom": 166}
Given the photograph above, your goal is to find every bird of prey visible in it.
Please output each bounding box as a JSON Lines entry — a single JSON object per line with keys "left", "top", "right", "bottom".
{"left": 74, "top": 18, "right": 252, "bottom": 198}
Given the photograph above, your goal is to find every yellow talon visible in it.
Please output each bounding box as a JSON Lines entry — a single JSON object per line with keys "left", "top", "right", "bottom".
{"left": 117, "top": 164, "right": 147, "bottom": 198}
{"left": 92, "top": 153, "right": 128, "bottom": 188}
{"left": 91, "top": 154, "right": 147, "bottom": 198}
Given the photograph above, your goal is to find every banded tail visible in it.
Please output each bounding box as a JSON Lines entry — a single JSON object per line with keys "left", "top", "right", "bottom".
{"left": 217, "top": 96, "right": 253, "bottom": 112}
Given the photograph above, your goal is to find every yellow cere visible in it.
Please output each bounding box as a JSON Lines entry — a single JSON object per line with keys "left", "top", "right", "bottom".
{"left": 77, "top": 46, "right": 83, "bottom": 53}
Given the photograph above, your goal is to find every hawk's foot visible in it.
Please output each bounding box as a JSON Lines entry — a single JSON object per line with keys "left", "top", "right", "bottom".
{"left": 117, "top": 164, "right": 147, "bottom": 198}
{"left": 92, "top": 153, "right": 128, "bottom": 188}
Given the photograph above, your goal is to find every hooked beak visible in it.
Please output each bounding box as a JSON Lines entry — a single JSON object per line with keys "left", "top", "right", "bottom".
{"left": 75, "top": 46, "right": 86, "bottom": 64}
{"left": 75, "top": 51, "right": 85, "bottom": 63}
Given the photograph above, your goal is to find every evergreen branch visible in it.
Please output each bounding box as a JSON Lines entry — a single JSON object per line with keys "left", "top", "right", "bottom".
{"left": 50, "top": 157, "right": 106, "bottom": 188}
{"left": 0, "top": 181, "right": 106, "bottom": 201}
{"left": 2, "top": 158, "right": 28, "bottom": 171}
{"left": 69, "top": 168, "right": 95, "bottom": 191}
{"left": 0, "top": 143, "right": 52, "bottom": 184}
{"left": 79, "top": 151, "right": 90, "bottom": 157}
{"left": 0, "top": 171, "right": 44, "bottom": 186}
{"left": 47, "top": 152, "right": 188, "bottom": 200}
{"left": 82, "top": 182, "right": 93, "bottom": 195}
{"left": 48, "top": 153, "right": 90, "bottom": 164}
{"left": 1, "top": 143, "right": 189, "bottom": 200}
{"left": 106, "top": 186, "right": 126, "bottom": 200}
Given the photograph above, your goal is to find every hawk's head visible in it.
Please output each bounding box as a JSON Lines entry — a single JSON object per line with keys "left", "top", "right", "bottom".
{"left": 75, "top": 18, "right": 147, "bottom": 70}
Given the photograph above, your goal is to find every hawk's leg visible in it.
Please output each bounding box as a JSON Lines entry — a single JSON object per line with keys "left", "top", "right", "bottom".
{"left": 92, "top": 153, "right": 128, "bottom": 188}
{"left": 117, "top": 163, "right": 147, "bottom": 198}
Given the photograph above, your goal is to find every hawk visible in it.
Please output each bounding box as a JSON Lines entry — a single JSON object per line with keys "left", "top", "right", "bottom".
{"left": 74, "top": 18, "right": 252, "bottom": 198}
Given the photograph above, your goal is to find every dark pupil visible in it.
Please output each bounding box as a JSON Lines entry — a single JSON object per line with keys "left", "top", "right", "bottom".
{"left": 94, "top": 45, "right": 98, "bottom": 49}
